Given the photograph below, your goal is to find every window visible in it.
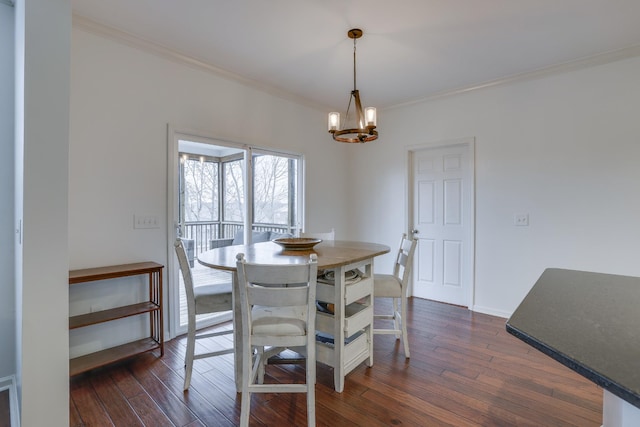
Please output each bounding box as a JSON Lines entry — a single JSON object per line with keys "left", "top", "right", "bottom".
{"left": 252, "top": 153, "right": 298, "bottom": 230}
{"left": 181, "top": 155, "right": 219, "bottom": 223}
{"left": 223, "top": 158, "right": 244, "bottom": 223}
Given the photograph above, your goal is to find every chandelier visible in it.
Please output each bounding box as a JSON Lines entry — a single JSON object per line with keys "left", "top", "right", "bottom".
{"left": 328, "top": 29, "right": 378, "bottom": 143}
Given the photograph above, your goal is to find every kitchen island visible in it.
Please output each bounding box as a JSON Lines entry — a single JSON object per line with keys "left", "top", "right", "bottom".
{"left": 506, "top": 268, "right": 640, "bottom": 426}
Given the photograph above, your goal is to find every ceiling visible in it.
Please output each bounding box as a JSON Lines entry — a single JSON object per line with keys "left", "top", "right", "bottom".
{"left": 71, "top": 0, "right": 640, "bottom": 111}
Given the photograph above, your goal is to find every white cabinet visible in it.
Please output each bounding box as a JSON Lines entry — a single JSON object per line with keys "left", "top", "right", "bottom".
{"left": 314, "top": 259, "right": 374, "bottom": 392}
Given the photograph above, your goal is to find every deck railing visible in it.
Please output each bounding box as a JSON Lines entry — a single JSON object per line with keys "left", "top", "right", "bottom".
{"left": 182, "top": 221, "right": 294, "bottom": 256}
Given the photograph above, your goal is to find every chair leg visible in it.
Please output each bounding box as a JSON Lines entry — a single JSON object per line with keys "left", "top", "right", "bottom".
{"left": 240, "top": 390, "right": 250, "bottom": 427}
{"left": 306, "top": 348, "right": 316, "bottom": 427}
{"left": 401, "top": 296, "right": 410, "bottom": 358}
{"left": 240, "top": 344, "right": 252, "bottom": 427}
{"left": 392, "top": 298, "right": 401, "bottom": 339}
{"left": 257, "top": 347, "right": 265, "bottom": 385}
{"left": 183, "top": 321, "right": 196, "bottom": 391}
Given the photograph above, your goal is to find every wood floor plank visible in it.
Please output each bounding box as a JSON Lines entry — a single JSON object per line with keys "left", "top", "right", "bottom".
{"left": 0, "top": 390, "right": 10, "bottom": 427}
{"left": 475, "top": 372, "right": 601, "bottom": 425}
{"left": 89, "top": 372, "right": 144, "bottom": 426}
{"left": 360, "top": 361, "right": 530, "bottom": 426}
{"left": 70, "top": 378, "right": 115, "bottom": 426}
{"left": 127, "top": 356, "right": 198, "bottom": 427}
{"left": 128, "top": 393, "right": 175, "bottom": 427}
{"left": 70, "top": 297, "right": 603, "bottom": 426}
{"left": 147, "top": 353, "right": 237, "bottom": 427}
{"left": 69, "top": 395, "right": 83, "bottom": 427}
{"left": 109, "top": 364, "right": 146, "bottom": 399}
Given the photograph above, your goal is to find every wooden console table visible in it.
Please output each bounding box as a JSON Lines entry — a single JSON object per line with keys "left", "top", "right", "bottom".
{"left": 69, "top": 262, "right": 164, "bottom": 376}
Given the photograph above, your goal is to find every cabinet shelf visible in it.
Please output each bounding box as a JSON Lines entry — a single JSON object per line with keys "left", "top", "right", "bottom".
{"left": 69, "top": 302, "right": 160, "bottom": 329}
{"left": 316, "top": 302, "right": 372, "bottom": 337}
{"left": 69, "top": 338, "right": 161, "bottom": 376}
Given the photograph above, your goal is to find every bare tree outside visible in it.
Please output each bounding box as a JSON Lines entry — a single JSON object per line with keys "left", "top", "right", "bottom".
{"left": 253, "top": 155, "right": 291, "bottom": 224}
{"left": 182, "top": 156, "right": 218, "bottom": 222}
{"left": 223, "top": 159, "right": 244, "bottom": 222}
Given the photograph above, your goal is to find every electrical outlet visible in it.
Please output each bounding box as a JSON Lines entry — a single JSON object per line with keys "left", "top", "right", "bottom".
{"left": 514, "top": 213, "right": 529, "bottom": 226}
{"left": 134, "top": 215, "right": 159, "bottom": 229}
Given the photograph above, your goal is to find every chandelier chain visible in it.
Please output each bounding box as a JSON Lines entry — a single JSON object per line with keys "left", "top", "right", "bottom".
{"left": 353, "top": 36, "right": 357, "bottom": 92}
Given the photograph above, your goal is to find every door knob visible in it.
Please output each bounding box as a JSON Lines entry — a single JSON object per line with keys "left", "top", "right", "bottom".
{"left": 411, "top": 229, "right": 419, "bottom": 234}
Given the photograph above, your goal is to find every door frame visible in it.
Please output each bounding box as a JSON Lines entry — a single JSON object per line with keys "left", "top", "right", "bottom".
{"left": 406, "top": 137, "right": 476, "bottom": 309}
{"left": 167, "top": 125, "right": 248, "bottom": 340}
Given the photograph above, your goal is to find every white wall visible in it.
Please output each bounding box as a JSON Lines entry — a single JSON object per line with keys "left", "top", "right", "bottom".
{"left": 69, "top": 26, "right": 350, "bottom": 353}
{"left": 0, "top": 1, "right": 15, "bottom": 379}
{"left": 349, "top": 56, "right": 640, "bottom": 316}
{"left": 15, "top": 0, "right": 70, "bottom": 425}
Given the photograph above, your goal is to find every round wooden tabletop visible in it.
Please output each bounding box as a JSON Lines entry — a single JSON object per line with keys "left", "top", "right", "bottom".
{"left": 197, "top": 240, "right": 390, "bottom": 272}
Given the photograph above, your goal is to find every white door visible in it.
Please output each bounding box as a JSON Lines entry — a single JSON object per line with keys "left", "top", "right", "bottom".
{"left": 410, "top": 141, "right": 474, "bottom": 306}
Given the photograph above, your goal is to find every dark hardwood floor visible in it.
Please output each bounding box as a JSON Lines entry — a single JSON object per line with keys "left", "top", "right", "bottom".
{"left": 0, "top": 389, "right": 10, "bottom": 427}
{"left": 70, "top": 298, "right": 602, "bottom": 426}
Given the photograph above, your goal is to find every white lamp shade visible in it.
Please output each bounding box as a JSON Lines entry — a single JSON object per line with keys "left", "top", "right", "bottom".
{"left": 364, "top": 107, "right": 377, "bottom": 127}
{"left": 328, "top": 112, "right": 340, "bottom": 131}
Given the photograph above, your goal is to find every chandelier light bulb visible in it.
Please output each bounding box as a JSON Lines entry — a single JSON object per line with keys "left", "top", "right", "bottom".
{"left": 365, "top": 107, "right": 377, "bottom": 127}
{"left": 328, "top": 112, "right": 340, "bottom": 131}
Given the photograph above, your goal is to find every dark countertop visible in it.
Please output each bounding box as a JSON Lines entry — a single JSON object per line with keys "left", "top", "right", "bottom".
{"left": 506, "top": 268, "right": 640, "bottom": 409}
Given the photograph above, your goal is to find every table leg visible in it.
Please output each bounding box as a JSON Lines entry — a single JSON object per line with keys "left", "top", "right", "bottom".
{"left": 232, "top": 271, "right": 243, "bottom": 393}
{"left": 366, "top": 259, "right": 374, "bottom": 368}
{"left": 333, "top": 265, "right": 346, "bottom": 393}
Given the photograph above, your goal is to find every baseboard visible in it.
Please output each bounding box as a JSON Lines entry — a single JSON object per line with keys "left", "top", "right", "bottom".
{"left": 470, "top": 304, "right": 511, "bottom": 319}
{"left": 0, "top": 375, "right": 20, "bottom": 427}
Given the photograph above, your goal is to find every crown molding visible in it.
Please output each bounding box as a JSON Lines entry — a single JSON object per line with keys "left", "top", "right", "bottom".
{"left": 72, "top": 13, "right": 326, "bottom": 111}
{"left": 388, "top": 43, "right": 640, "bottom": 110}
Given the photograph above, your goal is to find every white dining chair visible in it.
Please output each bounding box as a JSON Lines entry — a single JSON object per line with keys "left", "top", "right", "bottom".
{"left": 174, "top": 238, "right": 234, "bottom": 391}
{"left": 300, "top": 228, "right": 335, "bottom": 240}
{"left": 373, "top": 233, "right": 418, "bottom": 358}
{"left": 235, "top": 252, "right": 318, "bottom": 427}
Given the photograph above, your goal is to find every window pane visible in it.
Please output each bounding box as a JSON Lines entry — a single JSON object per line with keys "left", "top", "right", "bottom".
{"left": 182, "top": 156, "right": 218, "bottom": 222}
{"left": 223, "top": 159, "right": 244, "bottom": 222}
{"left": 253, "top": 154, "right": 297, "bottom": 227}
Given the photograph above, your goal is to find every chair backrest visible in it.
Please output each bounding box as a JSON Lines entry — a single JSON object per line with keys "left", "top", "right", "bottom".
{"left": 235, "top": 253, "right": 318, "bottom": 342}
{"left": 393, "top": 233, "right": 418, "bottom": 288}
{"left": 175, "top": 238, "right": 196, "bottom": 305}
{"left": 300, "top": 228, "right": 335, "bottom": 240}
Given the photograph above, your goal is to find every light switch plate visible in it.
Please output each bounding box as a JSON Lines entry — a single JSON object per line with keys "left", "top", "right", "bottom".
{"left": 134, "top": 215, "right": 159, "bottom": 229}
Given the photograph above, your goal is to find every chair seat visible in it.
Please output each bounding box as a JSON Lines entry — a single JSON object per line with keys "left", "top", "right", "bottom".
{"left": 252, "top": 306, "right": 307, "bottom": 336}
{"left": 373, "top": 274, "right": 402, "bottom": 297}
{"left": 194, "top": 283, "right": 233, "bottom": 314}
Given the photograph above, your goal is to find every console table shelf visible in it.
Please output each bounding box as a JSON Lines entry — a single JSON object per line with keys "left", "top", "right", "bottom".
{"left": 69, "top": 262, "right": 164, "bottom": 376}
{"left": 69, "top": 301, "right": 160, "bottom": 329}
{"left": 69, "top": 338, "right": 160, "bottom": 377}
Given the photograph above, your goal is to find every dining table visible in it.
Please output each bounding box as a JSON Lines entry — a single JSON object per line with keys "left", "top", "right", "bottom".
{"left": 197, "top": 239, "right": 390, "bottom": 393}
